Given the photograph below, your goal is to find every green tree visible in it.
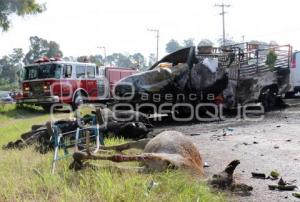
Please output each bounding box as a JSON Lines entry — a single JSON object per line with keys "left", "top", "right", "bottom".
{"left": 47, "top": 41, "right": 63, "bottom": 58}
{"left": 10, "top": 48, "right": 24, "bottom": 64}
{"left": 23, "top": 36, "right": 63, "bottom": 64}
{"left": 106, "top": 53, "right": 133, "bottom": 67}
{"left": 106, "top": 55, "right": 115, "bottom": 66}
{"left": 198, "top": 39, "right": 214, "bottom": 47}
{"left": 183, "top": 38, "right": 195, "bottom": 47}
{"left": 217, "top": 37, "right": 235, "bottom": 46}
{"left": 0, "top": 48, "right": 24, "bottom": 83}
{"left": 89, "top": 55, "right": 104, "bottom": 66}
{"left": 77, "top": 56, "right": 89, "bottom": 63}
{"left": 148, "top": 53, "right": 156, "bottom": 68}
{"left": 116, "top": 53, "right": 133, "bottom": 67}
{"left": 166, "top": 39, "right": 182, "bottom": 53}
{"left": 0, "top": 0, "right": 45, "bottom": 31}
{"left": 63, "top": 56, "right": 76, "bottom": 62}
{"left": 130, "top": 53, "right": 145, "bottom": 69}
{"left": 75, "top": 53, "right": 145, "bottom": 69}
{"left": 10, "top": 48, "right": 24, "bottom": 84}
{"left": 0, "top": 56, "right": 11, "bottom": 81}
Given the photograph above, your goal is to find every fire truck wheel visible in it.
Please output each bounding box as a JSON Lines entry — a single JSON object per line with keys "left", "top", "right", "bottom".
{"left": 72, "top": 92, "right": 87, "bottom": 110}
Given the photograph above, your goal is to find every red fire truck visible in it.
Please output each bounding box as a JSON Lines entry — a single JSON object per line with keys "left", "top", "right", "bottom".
{"left": 16, "top": 57, "right": 137, "bottom": 111}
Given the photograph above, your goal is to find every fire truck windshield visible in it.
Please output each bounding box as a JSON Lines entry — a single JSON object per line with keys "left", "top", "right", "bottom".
{"left": 24, "top": 64, "right": 62, "bottom": 80}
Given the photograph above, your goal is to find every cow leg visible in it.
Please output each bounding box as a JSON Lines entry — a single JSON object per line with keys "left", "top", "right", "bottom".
{"left": 83, "top": 162, "right": 146, "bottom": 173}
{"left": 70, "top": 151, "right": 171, "bottom": 171}
{"left": 73, "top": 151, "right": 156, "bottom": 162}
{"left": 99, "top": 138, "right": 151, "bottom": 152}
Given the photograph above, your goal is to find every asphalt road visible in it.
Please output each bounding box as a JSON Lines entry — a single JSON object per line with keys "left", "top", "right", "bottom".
{"left": 153, "top": 99, "right": 300, "bottom": 202}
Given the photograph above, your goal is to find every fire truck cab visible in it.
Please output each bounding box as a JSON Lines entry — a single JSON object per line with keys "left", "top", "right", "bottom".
{"left": 17, "top": 57, "right": 137, "bottom": 110}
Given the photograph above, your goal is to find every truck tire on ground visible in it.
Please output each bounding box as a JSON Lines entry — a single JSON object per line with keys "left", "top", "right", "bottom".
{"left": 260, "top": 88, "right": 277, "bottom": 112}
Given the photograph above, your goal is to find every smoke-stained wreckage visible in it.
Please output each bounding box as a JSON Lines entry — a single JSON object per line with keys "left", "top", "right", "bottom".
{"left": 2, "top": 108, "right": 153, "bottom": 153}
{"left": 114, "top": 43, "right": 291, "bottom": 112}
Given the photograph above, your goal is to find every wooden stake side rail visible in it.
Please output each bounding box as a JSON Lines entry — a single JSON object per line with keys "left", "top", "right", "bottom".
{"left": 198, "top": 44, "right": 291, "bottom": 80}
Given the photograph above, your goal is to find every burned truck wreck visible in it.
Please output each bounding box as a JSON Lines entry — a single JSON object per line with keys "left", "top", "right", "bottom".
{"left": 114, "top": 43, "right": 291, "bottom": 114}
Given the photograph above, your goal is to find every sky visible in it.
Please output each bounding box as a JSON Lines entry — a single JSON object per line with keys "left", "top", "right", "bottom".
{"left": 1, "top": 0, "right": 300, "bottom": 60}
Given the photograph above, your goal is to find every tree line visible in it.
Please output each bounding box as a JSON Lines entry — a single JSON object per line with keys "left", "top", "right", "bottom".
{"left": 2, "top": 33, "right": 275, "bottom": 91}
{"left": 0, "top": 36, "right": 158, "bottom": 89}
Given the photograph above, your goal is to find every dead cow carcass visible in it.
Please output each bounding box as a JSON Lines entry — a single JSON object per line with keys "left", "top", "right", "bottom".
{"left": 70, "top": 130, "right": 252, "bottom": 193}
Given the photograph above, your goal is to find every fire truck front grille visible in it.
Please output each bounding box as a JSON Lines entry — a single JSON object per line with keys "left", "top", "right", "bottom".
{"left": 29, "top": 82, "right": 44, "bottom": 97}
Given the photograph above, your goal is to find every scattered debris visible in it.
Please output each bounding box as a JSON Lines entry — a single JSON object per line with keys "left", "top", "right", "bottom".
{"left": 278, "top": 177, "right": 286, "bottom": 186}
{"left": 2, "top": 108, "right": 153, "bottom": 153}
{"left": 251, "top": 172, "right": 266, "bottom": 179}
{"left": 210, "top": 160, "right": 253, "bottom": 194}
{"left": 292, "top": 193, "right": 300, "bottom": 199}
{"left": 222, "top": 127, "right": 234, "bottom": 136}
{"left": 190, "top": 133, "right": 201, "bottom": 136}
{"left": 288, "top": 179, "right": 297, "bottom": 184}
{"left": 268, "top": 185, "right": 297, "bottom": 191}
{"left": 270, "top": 171, "right": 280, "bottom": 179}
{"left": 269, "top": 177, "right": 298, "bottom": 191}
{"left": 2, "top": 121, "right": 66, "bottom": 153}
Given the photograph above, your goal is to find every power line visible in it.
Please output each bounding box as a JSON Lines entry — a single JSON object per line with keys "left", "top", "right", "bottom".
{"left": 215, "top": 3, "right": 231, "bottom": 46}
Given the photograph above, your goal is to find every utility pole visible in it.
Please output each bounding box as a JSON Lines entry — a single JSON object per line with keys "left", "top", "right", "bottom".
{"left": 97, "top": 46, "right": 106, "bottom": 66}
{"left": 241, "top": 35, "right": 245, "bottom": 42}
{"left": 147, "top": 28, "right": 159, "bottom": 61}
{"left": 215, "top": 3, "right": 231, "bottom": 46}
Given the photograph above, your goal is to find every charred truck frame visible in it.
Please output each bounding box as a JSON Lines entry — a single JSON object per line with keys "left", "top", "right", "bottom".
{"left": 114, "top": 42, "right": 291, "bottom": 116}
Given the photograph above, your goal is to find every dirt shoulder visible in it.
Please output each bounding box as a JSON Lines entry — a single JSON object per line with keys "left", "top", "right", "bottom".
{"left": 153, "top": 103, "right": 300, "bottom": 201}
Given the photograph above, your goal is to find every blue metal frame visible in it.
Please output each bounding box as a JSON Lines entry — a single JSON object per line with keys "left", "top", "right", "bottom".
{"left": 51, "top": 115, "right": 104, "bottom": 173}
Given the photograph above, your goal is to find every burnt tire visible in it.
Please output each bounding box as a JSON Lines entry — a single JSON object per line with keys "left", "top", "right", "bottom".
{"left": 260, "top": 89, "right": 277, "bottom": 112}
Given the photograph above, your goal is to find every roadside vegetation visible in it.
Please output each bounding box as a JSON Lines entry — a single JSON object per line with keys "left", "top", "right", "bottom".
{"left": 0, "top": 104, "right": 225, "bottom": 202}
